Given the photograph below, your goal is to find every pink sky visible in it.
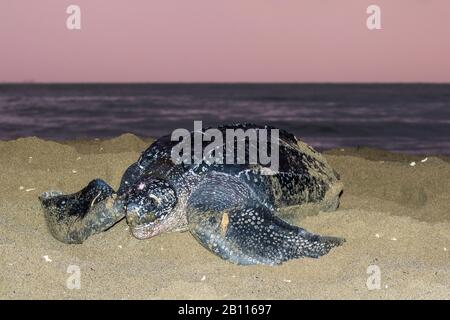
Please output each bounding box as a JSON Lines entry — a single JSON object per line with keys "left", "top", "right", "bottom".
{"left": 1, "top": 0, "right": 450, "bottom": 82}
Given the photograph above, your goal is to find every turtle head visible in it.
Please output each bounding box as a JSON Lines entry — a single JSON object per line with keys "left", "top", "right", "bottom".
{"left": 124, "top": 178, "right": 177, "bottom": 239}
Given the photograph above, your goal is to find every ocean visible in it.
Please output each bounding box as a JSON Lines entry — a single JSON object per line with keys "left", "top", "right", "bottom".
{"left": 0, "top": 83, "right": 449, "bottom": 155}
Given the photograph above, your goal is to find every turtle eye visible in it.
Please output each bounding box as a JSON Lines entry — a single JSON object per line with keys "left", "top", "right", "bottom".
{"left": 148, "top": 194, "right": 160, "bottom": 207}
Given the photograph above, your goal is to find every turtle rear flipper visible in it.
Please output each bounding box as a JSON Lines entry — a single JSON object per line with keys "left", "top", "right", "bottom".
{"left": 189, "top": 203, "right": 344, "bottom": 265}
{"left": 39, "top": 179, "right": 125, "bottom": 244}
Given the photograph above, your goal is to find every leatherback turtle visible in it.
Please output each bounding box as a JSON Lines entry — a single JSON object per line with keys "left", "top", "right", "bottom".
{"left": 39, "top": 124, "right": 344, "bottom": 265}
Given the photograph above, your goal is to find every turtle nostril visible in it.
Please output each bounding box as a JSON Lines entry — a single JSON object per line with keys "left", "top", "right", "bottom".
{"left": 126, "top": 205, "right": 157, "bottom": 227}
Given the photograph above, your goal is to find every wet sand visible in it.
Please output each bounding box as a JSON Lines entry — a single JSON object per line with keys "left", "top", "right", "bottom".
{"left": 0, "top": 135, "right": 449, "bottom": 299}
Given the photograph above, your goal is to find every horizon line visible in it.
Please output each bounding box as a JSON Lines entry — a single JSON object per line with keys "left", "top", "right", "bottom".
{"left": 1, "top": 81, "right": 450, "bottom": 85}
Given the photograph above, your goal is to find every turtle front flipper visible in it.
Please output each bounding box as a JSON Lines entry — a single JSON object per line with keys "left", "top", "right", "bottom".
{"left": 188, "top": 202, "right": 344, "bottom": 265}
{"left": 39, "top": 179, "right": 125, "bottom": 244}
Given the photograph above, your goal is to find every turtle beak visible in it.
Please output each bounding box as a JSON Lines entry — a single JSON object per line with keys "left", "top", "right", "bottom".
{"left": 126, "top": 205, "right": 162, "bottom": 240}
{"left": 130, "top": 222, "right": 163, "bottom": 239}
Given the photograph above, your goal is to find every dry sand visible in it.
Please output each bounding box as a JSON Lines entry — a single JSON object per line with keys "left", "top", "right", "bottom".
{"left": 0, "top": 134, "right": 449, "bottom": 299}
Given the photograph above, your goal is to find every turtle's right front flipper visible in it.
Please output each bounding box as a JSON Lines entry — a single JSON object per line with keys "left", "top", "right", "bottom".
{"left": 39, "top": 179, "right": 125, "bottom": 244}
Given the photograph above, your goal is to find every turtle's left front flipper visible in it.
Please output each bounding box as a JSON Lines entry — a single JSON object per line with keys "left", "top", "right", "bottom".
{"left": 189, "top": 202, "right": 344, "bottom": 265}
{"left": 39, "top": 179, "right": 125, "bottom": 244}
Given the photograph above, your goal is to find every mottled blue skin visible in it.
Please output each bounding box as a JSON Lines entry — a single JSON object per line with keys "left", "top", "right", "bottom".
{"left": 39, "top": 124, "right": 344, "bottom": 265}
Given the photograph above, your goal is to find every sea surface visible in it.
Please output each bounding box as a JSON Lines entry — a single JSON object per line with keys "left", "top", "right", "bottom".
{"left": 1, "top": 83, "right": 449, "bottom": 155}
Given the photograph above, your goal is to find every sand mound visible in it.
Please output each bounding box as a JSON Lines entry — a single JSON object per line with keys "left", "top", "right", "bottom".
{"left": 62, "top": 133, "right": 152, "bottom": 155}
{"left": 326, "top": 154, "right": 450, "bottom": 223}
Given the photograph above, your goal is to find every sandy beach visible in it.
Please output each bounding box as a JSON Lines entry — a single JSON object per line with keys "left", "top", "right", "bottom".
{"left": 0, "top": 134, "right": 449, "bottom": 299}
